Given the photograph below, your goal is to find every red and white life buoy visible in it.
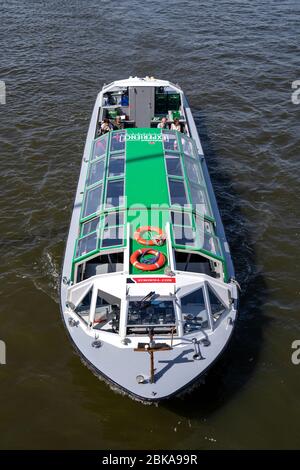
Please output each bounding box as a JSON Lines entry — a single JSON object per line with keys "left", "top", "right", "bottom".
{"left": 130, "top": 248, "right": 166, "bottom": 271}
{"left": 134, "top": 226, "right": 166, "bottom": 246}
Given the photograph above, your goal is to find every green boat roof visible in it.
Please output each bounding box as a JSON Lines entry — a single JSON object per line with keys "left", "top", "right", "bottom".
{"left": 72, "top": 128, "right": 227, "bottom": 279}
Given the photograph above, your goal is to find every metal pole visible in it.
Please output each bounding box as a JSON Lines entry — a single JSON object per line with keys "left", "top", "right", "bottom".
{"left": 171, "top": 327, "right": 174, "bottom": 348}
{"left": 149, "top": 351, "right": 155, "bottom": 384}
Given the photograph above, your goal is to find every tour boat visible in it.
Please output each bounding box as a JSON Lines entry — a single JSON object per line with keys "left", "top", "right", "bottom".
{"left": 60, "top": 76, "right": 238, "bottom": 402}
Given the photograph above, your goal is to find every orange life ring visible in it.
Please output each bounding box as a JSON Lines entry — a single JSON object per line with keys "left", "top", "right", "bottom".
{"left": 134, "top": 226, "right": 166, "bottom": 246}
{"left": 130, "top": 248, "right": 166, "bottom": 271}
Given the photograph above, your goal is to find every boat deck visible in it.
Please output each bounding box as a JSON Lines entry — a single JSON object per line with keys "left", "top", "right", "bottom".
{"left": 66, "top": 305, "right": 235, "bottom": 401}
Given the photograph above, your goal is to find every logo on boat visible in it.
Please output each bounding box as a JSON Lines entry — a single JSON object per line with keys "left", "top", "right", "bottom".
{"left": 126, "top": 133, "right": 162, "bottom": 142}
{"left": 127, "top": 277, "right": 176, "bottom": 284}
{"left": 0, "top": 340, "right": 6, "bottom": 365}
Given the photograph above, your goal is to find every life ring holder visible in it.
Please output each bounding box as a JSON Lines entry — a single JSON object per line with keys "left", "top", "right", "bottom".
{"left": 134, "top": 226, "right": 166, "bottom": 246}
{"left": 130, "top": 248, "right": 166, "bottom": 271}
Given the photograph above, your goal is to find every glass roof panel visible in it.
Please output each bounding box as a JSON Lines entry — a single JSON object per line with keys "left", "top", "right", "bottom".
{"left": 92, "top": 134, "right": 108, "bottom": 160}
{"left": 195, "top": 215, "right": 222, "bottom": 256}
{"left": 104, "top": 211, "right": 124, "bottom": 227}
{"left": 171, "top": 210, "right": 192, "bottom": 227}
{"left": 105, "top": 179, "right": 124, "bottom": 208}
{"left": 83, "top": 184, "right": 102, "bottom": 218}
{"left": 165, "top": 153, "right": 183, "bottom": 177}
{"left": 110, "top": 131, "right": 125, "bottom": 152}
{"left": 101, "top": 226, "right": 124, "bottom": 248}
{"left": 170, "top": 209, "right": 223, "bottom": 259}
{"left": 76, "top": 232, "right": 98, "bottom": 258}
{"left": 108, "top": 153, "right": 125, "bottom": 177}
{"left": 173, "top": 225, "right": 196, "bottom": 247}
{"left": 189, "top": 183, "right": 211, "bottom": 216}
{"left": 181, "top": 135, "right": 196, "bottom": 158}
{"left": 185, "top": 157, "right": 203, "bottom": 185}
{"left": 202, "top": 234, "right": 220, "bottom": 256}
{"left": 162, "top": 131, "right": 179, "bottom": 151}
{"left": 87, "top": 158, "right": 105, "bottom": 187}
{"left": 168, "top": 178, "right": 188, "bottom": 206}
{"left": 81, "top": 216, "right": 100, "bottom": 236}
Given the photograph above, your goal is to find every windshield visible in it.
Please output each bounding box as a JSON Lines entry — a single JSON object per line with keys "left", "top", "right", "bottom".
{"left": 127, "top": 298, "right": 176, "bottom": 331}
{"left": 181, "top": 286, "right": 210, "bottom": 332}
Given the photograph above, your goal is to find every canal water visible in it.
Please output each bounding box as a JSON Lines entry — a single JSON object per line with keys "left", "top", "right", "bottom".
{"left": 1, "top": 0, "right": 300, "bottom": 449}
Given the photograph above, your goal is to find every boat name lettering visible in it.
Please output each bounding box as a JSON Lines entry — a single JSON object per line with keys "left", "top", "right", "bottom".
{"left": 126, "top": 133, "right": 162, "bottom": 142}
{"left": 127, "top": 277, "right": 176, "bottom": 283}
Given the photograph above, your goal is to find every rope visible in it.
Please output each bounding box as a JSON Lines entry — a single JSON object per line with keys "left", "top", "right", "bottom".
{"left": 140, "top": 249, "right": 160, "bottom": 265}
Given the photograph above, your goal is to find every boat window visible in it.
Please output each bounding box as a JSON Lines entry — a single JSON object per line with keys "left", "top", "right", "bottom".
{"left": 110, "top": 131, "right": 125, "bottom": 152}
{"left": 175, "top": 251, "right": 213, "bottom": 275}
{"left": 92, "top": 135, "right": 108, "bottom": 160}
{"left": 171, "top": 210, "right": 192, "bottom": 227}
{"left": 181, "top": 287, "right": 209, "bottom": 330}
{"left": 168, "top": 178, "right": 188, "bottom": 206}
{"left": 162, "top": 131, "right": 178, "bottom": 151}
{"left": 76, "top": 232, "right": 98, "bottom": 258}
{"left": 95, "top": 294, "right": 110, "bottom": 317}
{"left": 108, "top": 153, "right": 125, "bottom": 177}
{"left": 81, "top": 217, "right": 100, "bottom": 236}
{"left": 195, "top": 216, "right": 221, "bottom": 256}
{"left": 185, "top": 157, "right": 203, "bottom": 185}
{"left": 87, "top": 158, "right": 105, "bottom": 187}
{"left": 201, "top": 232, "right": 219, "bottom": 255}
{"left": 207, "top": 284, "right": 227, "bottom": 321}
{"left": 105, "top": 179, "right": 124, "bottom": 208}
{"left": 127, "top": 299, "right": 176, "bottom": 328}
{"left": 189, "top": 183, "right": 211, "bottom": 216}
{"left": 104, "top": 211, "right": 124, "bottom": 227}
{"left": 83, "top": 184, "right": 103, "bottom": 218}
{"left": 94, "top": 291, "right": 120, "bottom": 332}
{"left": 75, "top": 288, "right": 92, "bottom": 324}
{"left": 83, "top": 252, "right": 124, "bottom": 279}
{"left": 190, "top": 183, "right": 205, "bottom": 205}
{"left": 155, "top": 89, "right": 181, "bottom": 114}
{"left": 165, "top": 153, "right": 183, "bottom": 177}
{"left": 173, "top": 225, "right": 196, "bottom": 246}
{"left": 181, "top": 135, "right": 195, "bottom": 158}
{"left": 101, "top": 226, "right": 124, "bottom": 248}
{"left": 204, "top": 220, "right": 213, "bottom": 233}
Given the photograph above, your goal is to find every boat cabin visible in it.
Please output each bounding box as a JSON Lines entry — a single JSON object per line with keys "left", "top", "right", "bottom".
{"left": 98, "top": 77, "right": 186, "bottom": 133}
{"left": 64, "top": 125, "right": 232, "bottom": 340}
{"left": 67, "top": 271, "right": 231, "bottom": 339}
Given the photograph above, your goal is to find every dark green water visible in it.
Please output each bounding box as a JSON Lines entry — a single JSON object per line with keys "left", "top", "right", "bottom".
{"left": 1, "top": 0, "right": 300, "bottom": 449}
